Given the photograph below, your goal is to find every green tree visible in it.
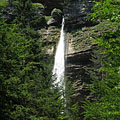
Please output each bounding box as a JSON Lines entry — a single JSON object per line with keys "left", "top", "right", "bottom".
{"left": 83, "top": 0, "right": 120, "bottom": 120}
{"left": 0, "top": 17, "right": 63, "bottom": 120}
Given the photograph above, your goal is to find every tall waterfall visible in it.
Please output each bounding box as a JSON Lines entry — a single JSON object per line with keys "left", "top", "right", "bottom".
{"left": 52, "top": 18, "right": 65, "bottom": 90}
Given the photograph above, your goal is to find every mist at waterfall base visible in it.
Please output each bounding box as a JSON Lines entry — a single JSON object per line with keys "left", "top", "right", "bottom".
{"left": 52, "top": 18, "right": 65, "bottom": 92}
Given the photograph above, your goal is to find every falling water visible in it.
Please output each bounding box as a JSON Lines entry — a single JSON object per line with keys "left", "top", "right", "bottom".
{"left": 52, "top": 18, "right": 65, "bottom": 90}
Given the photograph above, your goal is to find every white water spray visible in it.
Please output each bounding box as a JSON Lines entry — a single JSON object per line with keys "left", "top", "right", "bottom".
{"left": 52, "top": 18, "right": 65, "bottom": 90}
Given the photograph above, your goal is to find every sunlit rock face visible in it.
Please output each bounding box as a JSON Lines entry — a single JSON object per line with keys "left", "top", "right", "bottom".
{"left": 64, "top": 0, "right": 94, "bottom": 30}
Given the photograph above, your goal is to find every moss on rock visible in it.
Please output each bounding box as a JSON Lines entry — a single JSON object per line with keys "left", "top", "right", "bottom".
{"left": 37, "top": 26, "right": 61, "bottom": 54}
{"left": 0, "top": 0, "right": 8, "bottom": 7}
{"left": 32, "top": 3, "right": 45, "bottom": 9}
{"left": 71, "top": 20, "right": 119, "bottom": 52}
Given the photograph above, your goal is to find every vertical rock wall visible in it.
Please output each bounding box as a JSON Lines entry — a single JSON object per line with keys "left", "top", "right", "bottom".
{"left": 64, "top": 0, "right": 95, "bottom": 119}
{"left": 64, "top": 0, "right": 93, "bottom": 30}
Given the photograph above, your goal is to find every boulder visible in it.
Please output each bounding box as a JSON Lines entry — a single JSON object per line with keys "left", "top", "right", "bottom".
{"left": 47, "top": 17, "right": 56, "bottom": 26}
{"left": 47, "top": 8, "right": 62, "bottom": 27}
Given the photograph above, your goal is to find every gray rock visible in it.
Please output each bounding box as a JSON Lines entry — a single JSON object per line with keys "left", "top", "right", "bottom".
{"left": 47, "top": 8, "right": 62, "bottom": 27}
{"left": 47, "top": 17, "right": 56, "bottom": 26}
{"left": 64, "top": 0, "right": 94, "bottom": 30}
{"left": 51, "top": 8, "right": 62, "bottom": 20}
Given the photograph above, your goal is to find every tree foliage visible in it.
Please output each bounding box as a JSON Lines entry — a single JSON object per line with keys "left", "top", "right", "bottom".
{"left": 89, "top": 0, "right": 120, "bottom": 22}
{"left": 0, "top": 0, "right": 64, "bottom": 118}
{"left": 0, "top": 17, "right": 65, "bottom": 120}
{"left": 83, "top": 0, "right": 120, "bottom": 120}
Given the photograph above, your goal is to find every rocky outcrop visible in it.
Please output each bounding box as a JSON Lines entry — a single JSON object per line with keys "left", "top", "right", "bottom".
{"left": 64, "top": 2, "right": 95, "bottom": 117}
{"left": 37, "top": 26, "right": 61, "bottom": 55}
{"left": 64, "top": 0, "right": 94, "bottom": 30}
{"left": 47, "top": 8, "right": 62, "bottom": 27}
{"left": 32, "top": 0, "right": 64, "bottom": 15}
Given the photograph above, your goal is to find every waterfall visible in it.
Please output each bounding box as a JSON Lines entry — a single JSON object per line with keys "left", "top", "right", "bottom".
{"left": 52, "top": 18, "right": 65, "bottom": 90}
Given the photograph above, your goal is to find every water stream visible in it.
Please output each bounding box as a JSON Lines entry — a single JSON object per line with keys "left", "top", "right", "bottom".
{"left": 52, "top": 18, "right": 65, "bottom": 91}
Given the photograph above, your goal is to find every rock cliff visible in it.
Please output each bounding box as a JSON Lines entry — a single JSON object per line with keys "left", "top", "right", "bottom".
{"left": 31, "top": 0, "right": 116, "bottom": 119}
{"left": 64, "top": 0, "right": 94, "bottom": 118}
{"left": 65, "top": 19, "right": 115, "bottom": 119}
{"left": 64, "top": 0, "right": 94, "bottom": 30}
{"left": 38, "top": 0, "right": 96, "bottom": 119}
{"left": 21, "top": 0, "right": 114, "bottom": 119}
{"left": 30, "top": 1, "right": 119, "bottom": 119}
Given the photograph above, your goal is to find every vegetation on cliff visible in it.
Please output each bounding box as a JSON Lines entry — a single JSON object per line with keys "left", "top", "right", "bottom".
{"left": 83, "top": 0, "right": 120, "bottom": 120}
{"left": 1, "top": 0, "right": 120, "bottom": 120}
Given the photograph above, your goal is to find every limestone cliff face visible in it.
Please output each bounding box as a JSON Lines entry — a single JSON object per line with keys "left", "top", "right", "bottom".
{"left": 64, "top": 0, "right": 93, "bottom": 30}
{"left": 35, "top": 1, "right": 115, "bottom": 119}
{"left": 33, "top": 0, "right": 102, "bottom": 119}
{"left": 66, "top": 30, "right": 96, "bottom": 119}
{"left": 64, "top": 0, "right": 96, "bottom": 119}
{"left": 64, "top": 2, "right": 114, "bottom": 118}
{"left": 41, "top": 0, "right": 95, "bottom": 118}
